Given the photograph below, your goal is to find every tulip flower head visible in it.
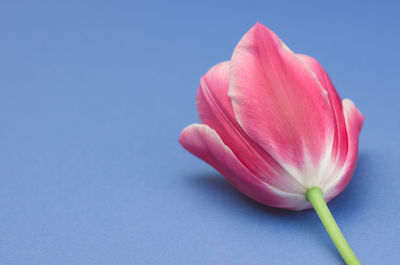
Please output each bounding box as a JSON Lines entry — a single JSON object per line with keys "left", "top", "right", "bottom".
{"left": 179, "top": 23, "right": 363, "bottom": 265}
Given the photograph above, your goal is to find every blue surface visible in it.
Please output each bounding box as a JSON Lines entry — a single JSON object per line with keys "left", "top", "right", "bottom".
{"left": 0, "top": 1, "right": 399, "bottom": 264}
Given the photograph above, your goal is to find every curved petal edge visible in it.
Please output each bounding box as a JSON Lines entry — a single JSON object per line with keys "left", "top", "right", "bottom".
{"left": 179, "top": 124, "right": 309, "bottom": 210}
{"left": 324, "top": 99, "right": 364, "bottom": 200}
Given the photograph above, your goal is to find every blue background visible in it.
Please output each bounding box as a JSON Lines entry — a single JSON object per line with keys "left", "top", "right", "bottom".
{"left": 0, "top": 1, "right": 399, "bottom": 264}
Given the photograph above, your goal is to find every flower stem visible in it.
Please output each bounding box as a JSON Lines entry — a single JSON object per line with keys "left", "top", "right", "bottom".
{"left": 306, "top": 187, "right": 361, "bottom": 265}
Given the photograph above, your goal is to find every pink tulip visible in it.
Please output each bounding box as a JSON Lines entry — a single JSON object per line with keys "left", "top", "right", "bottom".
{"left": 179, "top": 23, "right": 364, "bottom": 265}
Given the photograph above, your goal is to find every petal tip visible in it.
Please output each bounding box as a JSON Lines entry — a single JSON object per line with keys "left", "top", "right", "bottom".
{"left": 179, "top": 124, "right": 200, "bottom": 149}
{"left": 343, "top": 98, "right": 365, "bottom": 126}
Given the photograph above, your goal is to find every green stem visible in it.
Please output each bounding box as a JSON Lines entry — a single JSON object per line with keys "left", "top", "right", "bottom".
{"left": 306, "top": 187, "right": 361, "bottom": 265}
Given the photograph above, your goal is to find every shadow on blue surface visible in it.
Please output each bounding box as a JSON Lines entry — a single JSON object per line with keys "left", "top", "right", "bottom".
{"left": 186, "top": 152, "right": 371, "bottom": 265}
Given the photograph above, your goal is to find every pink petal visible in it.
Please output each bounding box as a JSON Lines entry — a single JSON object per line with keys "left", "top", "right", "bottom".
{"left": 179, "top": 124, "right": 308, "bottom": 210}
{"left": 296, "top": 54, "right": 348, "bottom": 168}
{"left": 324, "top": 99, "right": 364, "bottom": 200}
{"left": 197, "top": 61, "right": 305, "bottom": 194}
{"left": 229, "top": 23, "right": 336, "bottom": 174}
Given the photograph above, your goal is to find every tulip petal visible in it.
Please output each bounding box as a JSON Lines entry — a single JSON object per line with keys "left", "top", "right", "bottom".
{"left": 197, "top": 61, "right": 306, "bottom": 194}
{"left": 324, "top": 99, "right": 364, "bottom": 200}
{"left": 229, "top": 23, "right": 336, "bottom": 181}
{"left": 179, "top": 124, "right": 309, "bottom": 210}
{"left": 296, "top": 54, "right": 348, "bottom": 168}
